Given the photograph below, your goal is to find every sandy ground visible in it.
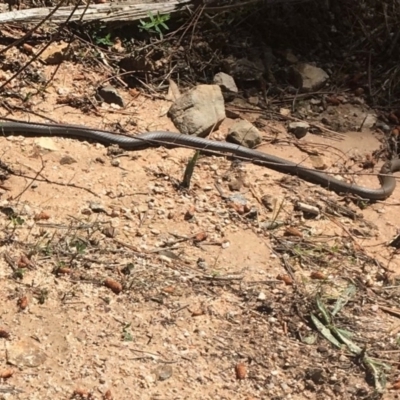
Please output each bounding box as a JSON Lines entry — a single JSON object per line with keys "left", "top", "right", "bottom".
{"left": 1, "top": 61, "right": 400, "bottom": 400}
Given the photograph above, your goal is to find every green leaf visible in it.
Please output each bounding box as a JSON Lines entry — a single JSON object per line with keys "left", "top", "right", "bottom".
{"left": 364, "top": 356, "right": 388, "bottom": 393}
{"left": 310, "top": 313, "right": 342, "bottom": 348}
{"left": 333, "top": 327, "right": 361, "bottom": 354}
{"left": 316, "top": 296, "right": 331, "bottom": 325}
{"left": 332, "top": 284, "right": 356, "bottom": 316}
{"left": 301, "top": 333, "right": 318, "bottom": 345}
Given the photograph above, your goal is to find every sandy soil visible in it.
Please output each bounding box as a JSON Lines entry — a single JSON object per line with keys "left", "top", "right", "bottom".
{"left": 1, "top": 61, "right": 400, "bottom": 400}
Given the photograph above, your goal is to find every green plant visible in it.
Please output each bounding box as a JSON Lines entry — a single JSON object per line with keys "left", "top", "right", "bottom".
{"left": 181, "top": 151, "right": 199, "bottom": 189}
{"left": 310, "top": 286, "right": 390, "bottom": 393}
{"left": 122, "top": 323, "right": 133, "bottom": 341}
{"left": 10, "top": 215, "right": 24, "bottom": 226}
{"left": 13, "top": 268, "right": 26, "bottom": 280}
{"left": 70, "top": 238, "right": 87, "bottom": 255}
{"left": 95, "top": 32, "right": 113, "bottom": 47}
{"left": 139, "top": 12, "right": 170, "bottom": 39}
{"left": 91, "top": 25, "right": 114, "bottom": 46}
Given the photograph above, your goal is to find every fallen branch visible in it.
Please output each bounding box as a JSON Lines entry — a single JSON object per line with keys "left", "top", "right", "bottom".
{"left": 0, "top": 0, "right": 313, "bottom": 25}
{"left": 0, "top": 0, "right": 192, "bottom": 24}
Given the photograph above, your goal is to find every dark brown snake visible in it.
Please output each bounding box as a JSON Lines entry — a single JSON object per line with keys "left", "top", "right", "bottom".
{"left": 0, "top": 119, "right": 398, "bottom": 200}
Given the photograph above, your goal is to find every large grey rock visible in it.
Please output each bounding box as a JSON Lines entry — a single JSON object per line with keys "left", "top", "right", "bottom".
{"left": 168, "top": 85, "right": 226, "bottom": 137}
{"left": 289, "top": 63, "right": 329, "bottom": 92}
{"left": 227, "top": 120, "right": 261, "bottom": 148}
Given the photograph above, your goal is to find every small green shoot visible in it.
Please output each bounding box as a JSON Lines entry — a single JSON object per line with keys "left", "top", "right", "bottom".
{"left": 13, "top": 268, "right": 26, "bottom": 280}
{"left": 70, "top": 239, "right": 87, "bottom": 255}
{"left": 181, "top": 151, "right": 200, "bottom": 189}
{"left": 11, "top": 215, "right": 24, "bottom": 226}
{"left": 122, "top": 323, "right": 133, "bottom": 341}
{"left": 139, "top": 12, "right": 170, "bottom": 39}
{"left": 35, "top": 288, "right": 49, "bottom": 305}
{"left": 96, "top": 33, "right": 113, "bottom": 46}
{"left": 91, "top": 24, "right": 114, "bottom": 47}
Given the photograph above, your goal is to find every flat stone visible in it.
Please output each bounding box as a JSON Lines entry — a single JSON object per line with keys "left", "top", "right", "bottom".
{"left": 289, "top": 63, "right": 329, "bottom": 92}
{"left": 35, "top": 137, "right": 58, "bottom": 152}
{"left": 310, "top": 155, "right": 328, "bottom": 170}
{"left": 227, "top": 120, "right": 261, "bottom": 148}
{"left": 39, "top": 41, "right": 71, "bottom": 64}
{"left": 6, "top": 338, "right": 47, "bottom": 368}
{"left": 97, "top": 85, "right": 124, "bottom": 107}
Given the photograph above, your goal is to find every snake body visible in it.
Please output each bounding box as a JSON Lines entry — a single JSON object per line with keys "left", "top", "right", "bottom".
{"left": 0, "top": 120, "right": 398, "bottom": 200}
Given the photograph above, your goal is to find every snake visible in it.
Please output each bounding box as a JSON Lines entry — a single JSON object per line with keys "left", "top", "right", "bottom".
{"left": 0, "top": 119, "right": 398, "bottom": 200}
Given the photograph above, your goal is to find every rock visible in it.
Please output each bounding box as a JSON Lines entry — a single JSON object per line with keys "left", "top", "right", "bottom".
{"left": 227, "top": 120, "right": 261, "bottom": 148}
{"left": 168, "top": 85, "right": 225, "bottom": 137}
{"left": 154, "top": 365, "right": 173, "bottom": 381}
{"left": 6, "top": 338, "right": 47, "bottom": 367}
{"left": 214, "top": 72, "right": 238, "bottom": 93}
{"left": 285, "top": 49, "right": 298, "bottom": 64}
{"left": 166, "top": 79, "right": 181, "bottom": 101}
{"left": 288, "top": 121, "right": 310, "bottom": 139}
{"left": 280, "top": 108, "right": 291, "bottom": 117}
{"left": 35, "top": 137, "right": 58, "bottom": 152}
{"left": 39, "top": 41, "right": 71, "bottom": 64}
{"left": 258, "top": 291, "right": 267, "bottom": 300}
{"left": 363, "top": 114, "right": 377, "bottom": 130}
{"left": 289, "top": 63, "right": 329, "bottom": 92}
{"left": 59, "top": 155, "right": 77, "bottom": 165}
{"left": 213, "top": 72, "right": 238, "bottom": 101}
{"left": 310, "top": 155, "right": 327, "bottom": 170}
{"left": 248, "top": 96, "right": 259, "bottom": 105}
{"left": 97, "top": 85, "right": 124, "bottom": 107}
{"left": 89, "top": 202, "right": 107, "bottom": 213}
{"left": 376, "top": 120, "right": 391, "bottom": 133}
{"left": 222, "top": 56, "right": 265, "bottom": 82}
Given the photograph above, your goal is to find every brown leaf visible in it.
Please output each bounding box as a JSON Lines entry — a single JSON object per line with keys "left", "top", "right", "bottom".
{"left": 18, "top": 295, "right": 28, "bottom": 310}
{"left": 310, "top": 271, "right": 326, "bottom": 280}
{"left": 34, "top": 211, "right": 50, "bottom": 221}
{"left": 284, "top": 227, "right": 303, "bottom": 237}
{"left": 104, "top": 278, "right": 122, "bottom": 294}
{"left": 0, "top": 369, "right": 14, "bottom": 379}
{"left": 276, "top": 274, "right": 293, "bottom": 285}
{"left": 354, "top": 87, "right": 364, "bottom": 96}
{"left": 162, "top": 286, "right": 175, "bottom": 294}
{"left": 17, "top": 254, "right": 34, "bottom": 269}
{"left": 190, "top": 309, "right": 205, "bottom": 317}
{"left": 326, "top": 96, "right": 341, "bottom": 106}
{"left": 235, "top": 363, "right": 247, "bottom": 379}
{"left": 104, "top": 389, "right": 113, "bottom": 400}
{"left": 194, "top": 231, "right": 208, "bottom": 242}
{"left": 390, "top": 380, "right": 400, "bottom": 390}
{"left": 22, "top": 43, "right": 34, "bottom": 54}
{"left": 184, "top": 205, "right": 196, "bottom": 220}
{"left": 0, "top": 328, "right": 10, "bottom": 339}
